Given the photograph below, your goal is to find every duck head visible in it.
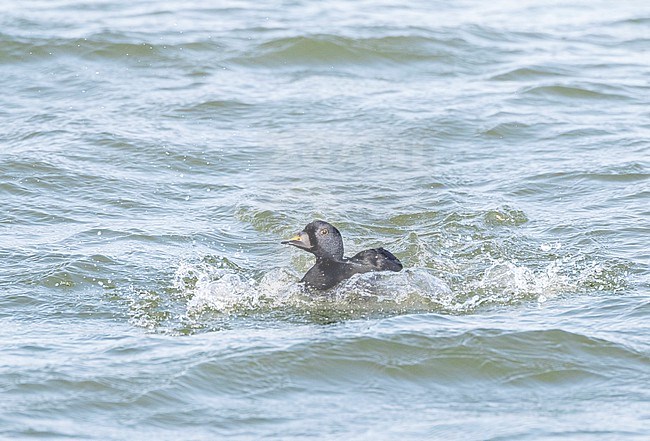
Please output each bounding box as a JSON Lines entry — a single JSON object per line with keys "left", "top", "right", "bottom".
{"left": 282, "top": 220, "right": 344, "bottom": 261}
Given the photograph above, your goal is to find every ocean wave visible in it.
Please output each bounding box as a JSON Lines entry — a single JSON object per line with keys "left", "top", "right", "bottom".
{"left": 0, "top": 31, "right": 455, "bottom": 70}
{"left": 229, "top": 34, "right": 455, "bottom": 68}
{"left": 490, "top": 65, "right": 571, "bottom": 81}
{"left": 0, "top": 32, "right": 217, "bottom": 65}
{"left": 519, "top": 84, "right": 631, "bottom": 101}
{"left": 161, "top": 327, "right": 648, "bottom": 394}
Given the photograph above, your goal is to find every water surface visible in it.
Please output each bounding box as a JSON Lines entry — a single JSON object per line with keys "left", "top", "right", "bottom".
{"left": 1, "top": 0, "right": 649, "bottom": 439}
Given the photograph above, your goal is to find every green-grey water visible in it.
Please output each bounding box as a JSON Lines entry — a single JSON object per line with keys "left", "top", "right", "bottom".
{"left": 1, "top": 0, "right": 649, "bottom": 439}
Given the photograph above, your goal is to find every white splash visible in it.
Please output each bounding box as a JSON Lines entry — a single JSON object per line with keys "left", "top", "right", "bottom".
{"left": 467, "top": 258, "right": 577, "bottom": 308}
{"left": 174, "top": 261, "right": 304, "bottom": 315}
{"left": 172, "top": 259, "right": 452, "bottom": 316}
{"left": 166, "top": 252, "right": 623, "bottom": 320}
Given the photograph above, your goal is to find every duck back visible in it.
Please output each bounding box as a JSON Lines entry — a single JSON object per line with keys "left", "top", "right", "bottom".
{"left": 347, "top": 248, "right": 403, "bottom": 273}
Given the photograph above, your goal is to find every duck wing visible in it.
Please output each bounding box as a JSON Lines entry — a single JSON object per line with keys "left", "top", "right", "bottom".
{"left": 347, "top": 248, "right": 403, "bottom": 273}
{"left": 300, "top": 249, "right": 403, "bottom": 291}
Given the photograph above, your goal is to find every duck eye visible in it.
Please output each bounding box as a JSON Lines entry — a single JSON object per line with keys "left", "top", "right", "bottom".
{"left": 320, "top": 228, "right": 328, "bottom": 235}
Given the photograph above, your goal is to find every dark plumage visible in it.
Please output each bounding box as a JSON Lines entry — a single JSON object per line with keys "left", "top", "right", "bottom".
{"left": 281, "top": 220, "right": 403, "bottom": 290}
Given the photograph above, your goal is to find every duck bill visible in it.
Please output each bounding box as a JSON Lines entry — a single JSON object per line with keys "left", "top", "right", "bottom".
{"left": 281, "top": 231, "right": 312, "bottom": 251}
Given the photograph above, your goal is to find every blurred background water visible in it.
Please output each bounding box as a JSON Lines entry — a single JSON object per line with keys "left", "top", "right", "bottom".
{"left": 1, "top": 0, "right": 649, "bottom": 439}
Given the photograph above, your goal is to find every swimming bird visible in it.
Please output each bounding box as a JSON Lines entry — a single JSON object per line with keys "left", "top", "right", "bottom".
{"left": 282, "top": 220, "right": 403, "bottom": 290}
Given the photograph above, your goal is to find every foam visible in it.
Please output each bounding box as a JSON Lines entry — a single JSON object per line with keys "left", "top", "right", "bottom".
{"left": 173, "top": 260, "right": 451, "bottom": 317}
{"left": 127, "top": 250, "right": 626, "bottom": 332}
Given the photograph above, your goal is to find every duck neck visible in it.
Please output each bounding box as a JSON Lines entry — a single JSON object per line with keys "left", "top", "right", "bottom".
{"left": 316, "top": 255, "right": 344, "bottom": 264}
